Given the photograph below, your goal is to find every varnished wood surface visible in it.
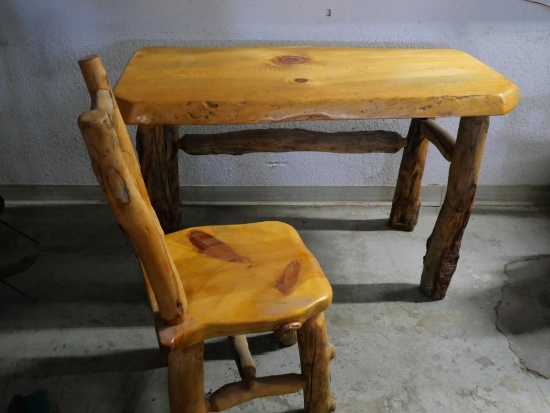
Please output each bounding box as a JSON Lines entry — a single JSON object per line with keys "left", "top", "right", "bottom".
{"left": 160, "top": 221, "right": 332, "bottom": 348}
{"left": 180, "top": 128, "right": 406, "bottom": 155}
{"left": 78, "top": 105, "right": 186, "bottom": 326}
{"left": 389, "top": 119, "right": 429, "bottom": 231}
{"left": 298, "top": 313, "right": 336, "bottom": 413}
{"left": 421, "top": 116, "right": 490, "bottom": 299}
{"left": 79, "top": 55, "right": 336, "bottom": 413}
{"left": 114, "top": 47, "right": 520, "bottom": 125}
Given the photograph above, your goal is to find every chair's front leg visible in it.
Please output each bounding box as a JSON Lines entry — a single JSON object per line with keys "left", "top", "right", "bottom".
{"left": 297, "top": 313, "right": 336, "bottom": 413}
{"left": 421, "top": 116, "right": 490, "bottom": 299}
{"left": 136, "top": 124, "right": 182, "bottom": 234}
{"left": 390, "top": 118, "right": 430, "bottom": 231}
{"left": 168, "top": 342, "right": 207, "bottom": 413}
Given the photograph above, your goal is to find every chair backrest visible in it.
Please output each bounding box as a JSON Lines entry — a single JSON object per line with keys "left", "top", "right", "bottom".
{"left": 77, "top": 55, "right": 186, "bottom": 326}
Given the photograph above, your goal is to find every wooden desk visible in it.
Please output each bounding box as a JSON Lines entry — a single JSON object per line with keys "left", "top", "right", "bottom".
{"left": 114, "top": 46, "right": 519, "bottom": 299}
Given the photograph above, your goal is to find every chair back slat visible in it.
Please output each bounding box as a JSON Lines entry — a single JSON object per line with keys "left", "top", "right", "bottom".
{"left": 78, "top": 56, "right": 186, "bottom": 325}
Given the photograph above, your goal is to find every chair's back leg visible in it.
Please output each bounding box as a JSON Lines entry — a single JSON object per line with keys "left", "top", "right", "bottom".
{"left": 168, "top": 342, "right": 207, "bottom": 413}
{"left": 297, "top": 313, "right": 337, "bottom": 413}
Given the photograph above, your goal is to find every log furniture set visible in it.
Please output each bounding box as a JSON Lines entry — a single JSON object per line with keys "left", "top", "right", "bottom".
{"left": 77, "top": 47, "right": 519, "bottom": 412}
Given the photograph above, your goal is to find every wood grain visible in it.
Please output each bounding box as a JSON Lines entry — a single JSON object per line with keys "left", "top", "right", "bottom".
{"left": 136, "top": 124, "right": 182, "bottom": 234}
{"left": 206, "top": 374, "right": 306, "bottom": 412}
{"left": 421, "top": 116, "right": 490, "bottom": 299}
{"left": 276, "top": 260, "right": 300, "bottom": 295}
{"left": 164, "top": 221, "right": 332, "bottom": 348}
{"left": 420, "top": 119, "right": 456, "bottom": 162}
{"left": 189, "top": 230, "right": 248, "bottom": 263}
{"left": 389, "top": 119, "right": 429, "bottom": 231}
{"left": 298, "top": 313, "right": 336, "bottom": 413}
{"left": 79, "top": 54, "right": 336, "bottom": 413}
{"left": 168, "top": 342, "right": 207, "bottom": 413}
{"left": 78, "top": 108, "right": 186, "bottom": 326}
{"left": 180, "top": 128, "right": 406, "bottom": 155}
{"left": 79, "top": 56, "right": 150, "bottom": 203}
{"left": 231, "top": 335, "right": 256, "bottom": 382}
{"left": 114, "top": 47, "right": 520, "bottom": 125}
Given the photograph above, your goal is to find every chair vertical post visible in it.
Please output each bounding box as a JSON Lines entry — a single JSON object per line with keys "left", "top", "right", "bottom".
{"left": 297, "top": 313, "right": 336, "bottom": 413}
{"left": 168, "top": 342, "right": 207, "bottom": 413}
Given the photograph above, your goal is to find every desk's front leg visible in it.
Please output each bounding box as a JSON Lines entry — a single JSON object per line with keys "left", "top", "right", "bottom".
{"left": 421, "top": 116, "right": 489, "bottom": 299}
{"left": 136, "top": 125, "right": 182, "bottom": 233}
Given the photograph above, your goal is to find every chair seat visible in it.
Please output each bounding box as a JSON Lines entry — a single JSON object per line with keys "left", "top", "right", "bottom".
{"left": 160, "top": 221, "right": 332, "bottom": 347}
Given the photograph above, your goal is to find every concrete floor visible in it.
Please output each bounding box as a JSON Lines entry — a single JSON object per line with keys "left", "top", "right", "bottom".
{"left": 0, "top": 204, "right": 549, "bottom": 412}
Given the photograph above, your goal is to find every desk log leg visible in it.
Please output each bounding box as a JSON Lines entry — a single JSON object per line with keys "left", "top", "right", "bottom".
{"left": 136, "top": 125, "right": 182, "bottom": 233}
{"left": 390, "top": 119, "right": 429, "bottom": 231}
{"left": 421, "top": 116, "right": 489, "bottom": 299}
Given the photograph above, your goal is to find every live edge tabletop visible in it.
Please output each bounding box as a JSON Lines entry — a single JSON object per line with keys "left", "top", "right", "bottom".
{"left": 114, "top": 46, "right": 519, "bottom": 125}
{"left": 112, "top": 46, "right": 520, "bottom": 300}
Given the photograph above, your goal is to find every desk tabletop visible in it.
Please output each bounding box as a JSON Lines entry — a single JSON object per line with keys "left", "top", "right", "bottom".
{"left": 114, "top": 46, "right": 520, "bottom": 125}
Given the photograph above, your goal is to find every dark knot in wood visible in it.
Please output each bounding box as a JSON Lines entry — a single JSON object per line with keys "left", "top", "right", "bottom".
{"left": 276, "top": 260, "right": 301, "bottom": 294}
{"left": 106, "top": 168, "right": 131, "bottom": 204}
{"left": 189, "top": 230, "right": 248, "bottom": 263}
{"left": 274, "top": 55, "right": 309, "bottom": 65}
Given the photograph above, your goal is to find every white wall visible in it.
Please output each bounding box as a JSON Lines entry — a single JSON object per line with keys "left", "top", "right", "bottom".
{"left": 1, "top": 0, "right": 549, "bottom": 187}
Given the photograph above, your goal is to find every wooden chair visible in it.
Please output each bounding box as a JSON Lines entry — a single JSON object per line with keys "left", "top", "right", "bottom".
{"left": 77, "top": 55, "right": 336, "bottom": 413}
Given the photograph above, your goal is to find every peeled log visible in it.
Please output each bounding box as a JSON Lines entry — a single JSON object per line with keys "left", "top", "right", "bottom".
{"left": 205, "top": 374, "right": 306, "bottom": 412}
{"left": 389, "top": 119, "right": 429, "bottom": 231}
{"left": 421, "top": 116, "right": 489, "bottom": 299}
{"left": 137, "top": 125, "right": 182, "bottom": 234}
{"left": 297, "top": 313, "right": 336, "bottom": 413}
{"left": 180, "top": 128, "right": 406, "bottom": 155}
{"left": 420, "top": 119, "right": 456, "bottom": 162}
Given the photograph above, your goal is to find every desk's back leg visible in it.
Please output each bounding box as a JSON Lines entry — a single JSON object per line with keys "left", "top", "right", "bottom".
{"left": 136, "top": 125, "right": 182, "bottom": 234}
{"left": 390, "top": 119, "right": 429, "bottom": 231}
{"left": 421, "top": 116, "right": 489, "bottom": 299}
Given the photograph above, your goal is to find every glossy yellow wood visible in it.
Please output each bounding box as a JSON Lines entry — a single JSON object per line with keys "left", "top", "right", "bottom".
{"left": 114, "top": 46, "right": 520, "bottom": 125}
{"left": 160, "top": 221, "right": 332, "bottom": 348}
{"left": 79, "top": 59, "right": 335, "bottom": 413}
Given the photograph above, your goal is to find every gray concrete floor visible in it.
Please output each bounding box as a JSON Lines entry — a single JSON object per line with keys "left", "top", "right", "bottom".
{"left": 0, "top": 204, "right": 549, "bottom": 412}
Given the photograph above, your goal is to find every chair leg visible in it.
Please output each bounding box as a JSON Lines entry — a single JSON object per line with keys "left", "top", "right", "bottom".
{"left": 297, "top": 313, "right": 336, "bottom": 413}
{"left": 168, "top": 342, "right": 207, "bottom": 413}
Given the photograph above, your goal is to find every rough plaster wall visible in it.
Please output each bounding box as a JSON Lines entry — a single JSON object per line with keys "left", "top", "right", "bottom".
{"left": 0, "top": 0, "right": 548, "bottom": 186}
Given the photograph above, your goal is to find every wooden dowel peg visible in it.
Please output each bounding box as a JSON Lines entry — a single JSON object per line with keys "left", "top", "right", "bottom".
{"left": 275, "top": 321, "right": 302, "bottom": 346}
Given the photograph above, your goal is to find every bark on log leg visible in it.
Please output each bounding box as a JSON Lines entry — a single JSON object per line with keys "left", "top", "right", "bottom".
{"left": 420, "top": 116, "right": 490, "bottom": 299}
{"left": 274, "top": 322, "right": 302, "bottom": 347}
{"left": 168, "top": 342, "right": 207, "bottom": 413}
{"left": 297, "top": 313, "right": 336, "bottom": 413}
{"left": 136, "top": 125, "right": 182, "bottom": 233}
{"left": 389, "top": 119, "right": 430, "bottom": 231}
